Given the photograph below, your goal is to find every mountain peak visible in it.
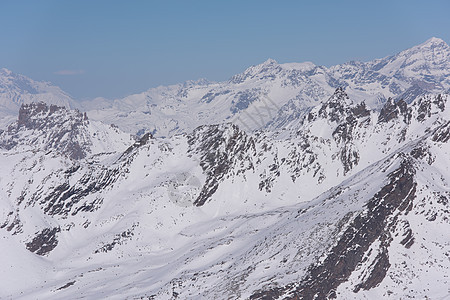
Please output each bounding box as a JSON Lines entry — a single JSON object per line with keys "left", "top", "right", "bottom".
{"left": 421, "top": 37, "right": 447, "bottom": 47}
{"left": 17, "top": 102, "right": 84, "bottom": 129}
{"left": 306, "top": 87, "right": 354, "bottom": 124}
{"left": 280, "top": 61, "right": 316, "bottom": 71}
{"left": 409, "top": 37, "right": 449, "bottom": 55}
{"left": 0, "top": 102, "right": 90, "bottom": 159}
{"left": 262, "top": 58, "right": 278, "bottom": 65}
{"left": 327, "top": 87, "right": 352, "bottom": 106}
{"left": 229, "top": 58, "right": 281, "bottom": 84}
{"left": 0, "top": 68, "right": 13, "bottom": 76}
{"left": 365, "top": 37, "right": 450, "bottom": 84}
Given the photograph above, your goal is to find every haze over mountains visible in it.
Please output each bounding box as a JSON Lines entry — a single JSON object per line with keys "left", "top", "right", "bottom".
{"left": 0, "top": 38, "right": 450, "bottom": 299}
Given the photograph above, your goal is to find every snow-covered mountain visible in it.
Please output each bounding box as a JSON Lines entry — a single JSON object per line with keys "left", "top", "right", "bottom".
{"left": 1, "top": 37, "right": 450, "bottom": 299}
{"left": 81, "top": 37, "right": 450, "bottom": 137}
{"left": 1, "top": 86, "right": 449, "bottom": 299}
{"left": 0, "top": 68, "right": 72, "bottom": 128}
{"left": 1, "top": 38, "right": 449, "bottom": 138}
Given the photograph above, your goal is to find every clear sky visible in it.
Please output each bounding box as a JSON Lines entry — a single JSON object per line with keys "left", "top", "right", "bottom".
{"left": 1, "top": 0, "right": 449, "bottom": 100}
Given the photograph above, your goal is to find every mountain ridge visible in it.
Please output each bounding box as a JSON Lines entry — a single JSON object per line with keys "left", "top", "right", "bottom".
{"left": 1, "top": 38, "right": 449, "bottom": 138}
{"left": 83, "top": 37, "right": 450, "bottom": 136}
{"left": 1, "top": 86, "right": 449, "bottom": 298}
{"left": 1, "top": 39, "right": 450, "bottom": 298}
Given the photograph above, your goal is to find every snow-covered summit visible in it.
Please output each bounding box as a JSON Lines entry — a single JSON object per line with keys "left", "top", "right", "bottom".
{"left": 371, "top": 36, "right": 450, "bottom": 79}
{"left": 415, "top": 36, "right": 448, "bottom": 50}
{"left": 0, "top": 68, "right": 13, "bottom": 76}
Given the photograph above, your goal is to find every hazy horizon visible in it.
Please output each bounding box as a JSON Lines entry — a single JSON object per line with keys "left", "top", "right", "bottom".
{"left": 1, "top": 0, "right": 450, "bottom": 100}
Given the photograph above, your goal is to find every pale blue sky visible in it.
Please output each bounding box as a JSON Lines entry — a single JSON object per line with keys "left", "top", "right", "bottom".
{"left": 1, "top": 0, "right": 449, "bottom": 99}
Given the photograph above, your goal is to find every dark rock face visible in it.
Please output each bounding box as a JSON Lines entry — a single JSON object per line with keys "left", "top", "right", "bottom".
{"left": 417, "top": 98, "right": 432, "bottom": 122}
{"left": 188, "top": 123, "right": 256, "bottom": 206}
{"left": 56, "top": 281, "right": 76, "bottom": 291}
{"left": 378, "top": 98, "right": 410, "bottom": 124}
{"left": 251, "top": 157, "right": 417, "bottom": 299}
{"left": 400, "top": 224, "right": 415, "bottom": 249}
{"left": 432, "top": 121, "right": 450, "bottom": 143}
{"left": 332, "top": 115, "right": 359, "bottom": 175}
{"left": 0, "top": 102, "right": 90, "bottom": 160}
{"left": 270, "top": 135, "right": 323, "bottom": 186}
{"left": 307, "top": 87, "right": 352, "bottom": 123}
{"left": 319, "top": 87, "right": 350, "bottom": 121}
{"left": 292, "top": 159, "right": 415, "bottom": 299}
{"left": 351, "top": 102, "right": 370, "bottom": 118}
{"left": 121, "top": 132, "right": 152, "bottom": 158}
{"left": 26, "top": 227, "right": 61, "bottom": 256}
{"left": 40, "top": 168, "right": 119, "bottom": 216}
{"left": 415, "top": 93, "right": 446, "bottom": 122}
{"left": 265, "top": 88, "right": 375, "bottom": 184}
{"left": 200, "top": 90, "right": 231, "bottom": 104}
{"left": 410, "top": 145, "right": 435, "bottom": 165}
{"left": 250, "top": 289, "right": 284, "bottom": 300}
{"left": 303, "top": 88, "right": 372, "bottom": 175}
{"left": 94, "top": 225, "right": 136, "bottom": 254}
{"left": 0, "top": 212, "right": 22, "bottom": 234}
{"left": 20, "top": 153, "right": 126, "bottom": 218}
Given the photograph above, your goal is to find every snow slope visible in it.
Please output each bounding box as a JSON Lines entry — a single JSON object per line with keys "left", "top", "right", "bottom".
{"left": 1, "top": 89, "right": 449, "bottom": 299}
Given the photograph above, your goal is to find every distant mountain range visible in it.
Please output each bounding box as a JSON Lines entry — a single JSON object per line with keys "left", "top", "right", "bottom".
{"left": 1, "top": 38, "right": 450, "bottom": 299}
{"left": 2, "top": 37, "right": 449, "bottom": 136}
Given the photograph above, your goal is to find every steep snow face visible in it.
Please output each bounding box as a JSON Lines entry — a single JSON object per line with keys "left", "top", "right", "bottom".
{"left": 329, "top": 37, "right": 450, "bottom": 105}
{"left": 0, "top": 69, "right": 73, "bottom": 128}
{"left": 1, "top": 92, "right": 449, "bottom": 299}
{"left": 373, "top": 37, "right": 450, "bottom": 80}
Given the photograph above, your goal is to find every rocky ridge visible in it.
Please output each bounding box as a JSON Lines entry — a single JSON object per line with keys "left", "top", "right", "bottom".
{"left": 0, "top": 87, "right": 449, "bottom": 298}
